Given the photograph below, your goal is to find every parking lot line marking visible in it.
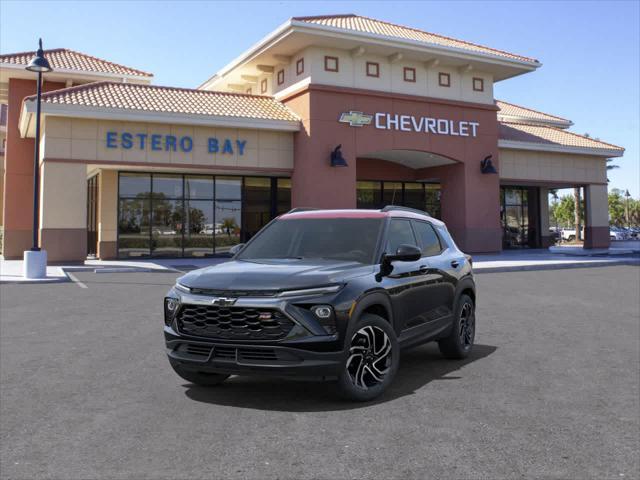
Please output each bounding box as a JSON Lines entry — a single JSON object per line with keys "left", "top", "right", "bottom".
{"left": 66, "top": 272, "right": 88, "bottom": 289}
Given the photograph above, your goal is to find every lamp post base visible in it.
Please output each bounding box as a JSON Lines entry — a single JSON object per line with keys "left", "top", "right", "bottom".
{"left": 24, "top": 249, "right": 48, "bottom": 279}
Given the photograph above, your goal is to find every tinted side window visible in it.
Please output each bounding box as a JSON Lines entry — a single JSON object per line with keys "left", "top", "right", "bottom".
{"left": 412, "top": 220, "right": 443, "bottom": 256}
{"left": 386, "top": 219, "right": 417, "bottom": 253}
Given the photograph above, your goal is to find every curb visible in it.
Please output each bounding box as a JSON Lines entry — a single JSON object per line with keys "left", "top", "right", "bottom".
{"left": 474, "top": 259, "right": 640, "bottom": 274}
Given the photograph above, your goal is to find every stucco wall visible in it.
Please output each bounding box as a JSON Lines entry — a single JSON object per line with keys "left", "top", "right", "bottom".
{"left": 273, "top": 46, "right": 494, "bottom": 105}
{"left": 499, "top": 148, "right": 607, "bottom": 184}
{"left": 41, "top": 117, "right": 294, "bottom": 171}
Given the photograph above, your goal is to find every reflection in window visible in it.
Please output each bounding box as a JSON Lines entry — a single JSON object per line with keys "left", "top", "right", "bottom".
{"left": 215, "top": 200, "right": 241, "bottom": 254}
{"left": 118, "top": 197, "right": 150, "bottom": 257}
{"left": 243, "top": 177, "right": 271, "bottom": 242}
{"left": 276, "top": 178, "right": 291, "bottom": 215}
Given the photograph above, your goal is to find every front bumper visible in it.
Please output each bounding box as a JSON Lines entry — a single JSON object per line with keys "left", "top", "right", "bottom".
{"left": 165, "top": 327, "right": 343, "bottom": 377}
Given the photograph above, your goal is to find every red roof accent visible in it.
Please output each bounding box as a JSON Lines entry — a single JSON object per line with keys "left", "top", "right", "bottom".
{"left": 0, "top": 48, "right": 152, "bottom": 77}
{"left": 499, "top": 122, "right": 624, "bottom": 152}
{"left": 496, "top": 100, "right": 571, "bottom": 125}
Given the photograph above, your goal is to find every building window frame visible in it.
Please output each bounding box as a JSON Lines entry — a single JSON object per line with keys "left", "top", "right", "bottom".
{"left": 472, "top": 77, "right": 484, "bottom": 92}
{"left": 260, "top": 78, "right": 268, "bottom": 94}
{"left": 277, "top": 69, "right": 284, "bottom": 85}
{"left": 366, "top": 61, "right": 380, "bottom": 78}
{"left": 296, "top": 58, "right": 304, "bottom": 75}
{"left": 324, "top": 55, "right": 339, "bottom": 72}
{"left": 438, "top": 72, "right": 451, "bottom": 87}
{"left": 403, "top": 67, "right": 416, "bottom": 82}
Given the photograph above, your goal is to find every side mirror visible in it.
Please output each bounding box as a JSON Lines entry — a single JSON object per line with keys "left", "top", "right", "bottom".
{"left": 377, "top": 244, "right": 421, "bottom": 280}
{"left": 386, "top": 244, "right": 421, "bottom": 263}
{"left": 229, "top": 243, "right": 245, "bottom": 256}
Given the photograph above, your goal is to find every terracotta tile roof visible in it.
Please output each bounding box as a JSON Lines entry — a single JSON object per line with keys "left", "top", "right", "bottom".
{"left": 27, "top": 81, "right": 299, "bottom": 122}
{"left": 0, "top": 48, "right": 152, "bottom": 78}
{"left": 293, "top": 14, "right": 538, "bottom": 64}
{"left": 499, "top": 122, "right": 624, "bottom": 153}
{"left": 496, "top": 100, "right": 572, "bottom": 126}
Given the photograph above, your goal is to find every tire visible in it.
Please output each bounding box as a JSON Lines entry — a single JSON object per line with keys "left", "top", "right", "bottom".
{"left": 567, "top": 235, "right": 575, "bottom": 242}
{"left": 438, "top": 294, "right": 475, "bottom": 360}
{"left": 169, "top": 358, "right": 230, "bottom": 386}
{"left": 336, "top": 313, "right": 399, "bottom": 402}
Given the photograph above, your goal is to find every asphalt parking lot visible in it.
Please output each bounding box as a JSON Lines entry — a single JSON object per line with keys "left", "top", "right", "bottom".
{"left": 1, "top": 265, "right": 639, "bottom": 480}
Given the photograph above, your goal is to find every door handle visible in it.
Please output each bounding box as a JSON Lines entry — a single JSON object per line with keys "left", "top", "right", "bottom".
{"left": 419, "top": 265, "right": 429, "bottom": 273}
{"left": 450, "top": 260, "right": 460, "bottom": 268}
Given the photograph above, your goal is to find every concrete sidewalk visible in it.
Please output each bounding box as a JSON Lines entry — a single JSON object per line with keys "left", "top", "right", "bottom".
{"left": 2, "top": 249, "right": 638, "bottom": 283}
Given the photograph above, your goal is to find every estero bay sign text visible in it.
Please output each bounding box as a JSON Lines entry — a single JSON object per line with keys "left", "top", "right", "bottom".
{"left": 105, "top": 131, "right": 248, "bottom": 155}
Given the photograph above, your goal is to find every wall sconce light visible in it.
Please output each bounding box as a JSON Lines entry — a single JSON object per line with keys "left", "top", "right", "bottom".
{"left": 330, "top": 144, "right": 348, "bottom": 167}
{"left": 480, "top": 155, "right": 497, "bottom": 174}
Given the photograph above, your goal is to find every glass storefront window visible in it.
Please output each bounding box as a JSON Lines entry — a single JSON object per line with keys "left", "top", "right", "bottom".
{"left": 357, "top": 181, "right": 382, "bottom": 209}
{"left": 215, "top": 200, "right": 242, "bottom": 254}
{"left": 276, "top": 178, "right": 291, "bottom": 215}
{"left": 118, "top": 197, "right": 151, "bottom": 257}
{"left": 356, "top": 180, "right": 441, "bottom": 218}
{"left": 184, "top": 199, "right": 214, "bottom": 257}
{"left": 383, "top": 182, "right": 403, "bottom": 206}
{"left": 119, "top": 173, "right": 151, "bottom": 197}
{"left": 117, "top": 173, "right": 288, "bottom": 258}
{"left": 243, "top": 177, "right": 272, "bottom": 242}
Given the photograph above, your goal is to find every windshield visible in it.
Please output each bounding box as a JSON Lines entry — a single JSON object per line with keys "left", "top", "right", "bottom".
{"left": 237, "top": 217, "right": 384, "bottom": 264}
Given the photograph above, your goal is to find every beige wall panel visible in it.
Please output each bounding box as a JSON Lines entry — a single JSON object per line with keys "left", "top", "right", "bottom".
{"left": 499, "top": 149, "right": 608, "bottom": 184}
{"left": 98, "top": 169, "right": 118, "bottom": 242}
{"left": 72, "top": 138, "right": 99, "bottom": 161}
{"left": 45, "top": 117, "right": 72, "bottom": 138}
{"left": 40, "top": 162, "right": 86, "bottom": 229}
{"left": 71, "top": 118, "right": 98, "bottom": 139}
{"left": 585, "top": 184, "right": 609, "bottom": 227}
{"left": 44, "top": 137, "right": 71, "bottom": 158}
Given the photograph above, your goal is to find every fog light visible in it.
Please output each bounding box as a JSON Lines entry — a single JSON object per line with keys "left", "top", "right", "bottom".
{"left": 164, "top": 297, "right": 180, "bottom": 326}
{"left": 312, "top": 305, "right": 332, "bottom": 319}
{"left": 166, "top": 298, "right": 178, "bottom": 312}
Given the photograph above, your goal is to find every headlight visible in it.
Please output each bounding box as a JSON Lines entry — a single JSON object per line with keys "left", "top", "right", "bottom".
{"left": 278, "top": 285, "right": 342, "bottom": 297}
{"left": 175, "top": 282, "right": 190, "bottom": 293}
{"left": 311, "top": 305, "right": 333, "bottom": 319}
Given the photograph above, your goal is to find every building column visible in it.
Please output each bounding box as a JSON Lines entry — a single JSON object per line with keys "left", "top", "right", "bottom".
{"left": 584, "top": 184, "right": 610, "bottom": 249}
{"left": 426, "top": 161, "right": 502, "bottom": 253}
{"left": 285, "top": 91, "right": 357, "bottom": 209}
{"left": 39, "top": 161, "right": 87, "bottom": 262}
{"left": 539, "top": 187, "right": 553, "bottom": 247}
{"left": 98, "top": 170, "right": 118, "bottom": 259}
{"left": 2, "top": 78, "right": 66, "bottom": 259}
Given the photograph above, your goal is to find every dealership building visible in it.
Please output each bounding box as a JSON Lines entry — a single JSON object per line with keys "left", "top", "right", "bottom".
{"left": 0, "top": 14, "right": 624, "bottom": 261}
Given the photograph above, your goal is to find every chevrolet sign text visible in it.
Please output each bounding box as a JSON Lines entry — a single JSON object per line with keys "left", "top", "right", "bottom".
{"left": 374, "top": 113, "right": 479, "bottom": 137}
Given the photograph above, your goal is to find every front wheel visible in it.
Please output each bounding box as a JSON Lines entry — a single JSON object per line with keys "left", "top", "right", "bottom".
{"left": 438, "top": 294, "right": 475, "bottom": 359}
{"left": 169, "top": 358, "right": 230, "bottom": 386}
{"left": 336, "top": 314, "right": 399, "bottom": 402}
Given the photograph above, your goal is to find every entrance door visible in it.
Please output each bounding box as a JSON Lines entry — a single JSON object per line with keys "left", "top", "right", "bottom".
{"left": 500, "top": 186, "right": 540, "bottom": 248}
{"left": 87, "top": 175, "right": 99, "bottom": 257}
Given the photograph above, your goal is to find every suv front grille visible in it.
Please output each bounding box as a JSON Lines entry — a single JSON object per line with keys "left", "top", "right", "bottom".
{"left": 177, "top": 305, "right": 295, "bottom": 340}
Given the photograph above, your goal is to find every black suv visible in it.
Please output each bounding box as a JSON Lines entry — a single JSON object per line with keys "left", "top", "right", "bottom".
{"left": 164, "top": 207, "right": 476, "bottom": 401}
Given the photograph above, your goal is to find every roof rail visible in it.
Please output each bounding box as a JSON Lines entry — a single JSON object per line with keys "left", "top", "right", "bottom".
{"left": 287, "top": 207, "right": 319, "bottom": 214}
{"left": 381, "top": 205, "right": 431, "bottom": 217}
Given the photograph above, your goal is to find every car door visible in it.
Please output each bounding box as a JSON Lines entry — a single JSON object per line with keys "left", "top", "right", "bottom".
{"left": 381, "top": 218, "right": 428, "bottom": 333}
{"left": 410, "top": 220, "right": 456, "bottom": 332}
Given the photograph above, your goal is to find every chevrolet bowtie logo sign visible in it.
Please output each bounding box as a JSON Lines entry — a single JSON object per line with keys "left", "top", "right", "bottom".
{"left": 338, "top": 111, "right": 373, "bottom": 127}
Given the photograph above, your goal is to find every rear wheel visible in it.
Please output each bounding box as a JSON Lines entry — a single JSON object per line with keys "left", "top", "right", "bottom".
{"left": 438, "top": 294, "right": 475, "bottom": 359}
{"left": 169, "top": 358, "right": 230, "bottom": 386}
{"left": 336, "top": 314, "right": 399, "bottom": 401}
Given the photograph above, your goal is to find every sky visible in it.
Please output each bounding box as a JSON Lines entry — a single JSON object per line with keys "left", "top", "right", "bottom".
{"left": 1, "top": 0, "right": 638, "bottom": 197}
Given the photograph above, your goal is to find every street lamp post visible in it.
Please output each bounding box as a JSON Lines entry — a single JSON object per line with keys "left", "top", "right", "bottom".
{"left": 23, "top": 39, "right": 52, "bottom": 279}
{"left": 625, "top": 189, "right": 631, "bottom": 230}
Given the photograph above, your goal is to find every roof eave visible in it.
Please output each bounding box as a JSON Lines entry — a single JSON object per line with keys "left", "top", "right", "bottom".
{"left": 289, "top": 20, "right": 541, "bottom": 71}
{"left": 199, "top": 18, "right": 540, "bottom": 89}
{"left": 497, "top": 115, "right": 573, "bottom": 129}
{"left": 19, "top": 99, "right": 300, "bottom": 137}
{"left": 0, "top": 61, "right": 153, "bottom": 82}
{"left": 498, "top": 139, "right": 624, "bottom": 158}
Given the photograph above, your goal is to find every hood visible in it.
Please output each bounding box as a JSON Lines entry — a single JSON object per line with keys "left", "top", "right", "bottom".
{"left": 178, "top": 259, "right": 374, "bottom": 292}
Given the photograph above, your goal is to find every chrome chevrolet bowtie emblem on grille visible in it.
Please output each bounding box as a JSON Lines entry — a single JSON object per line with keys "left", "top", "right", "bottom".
{"left": 339, "top": 111, "right": 373, "bottom": 127}
{"left": 211, "top": 297, "right": 237, "bottom": 306}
